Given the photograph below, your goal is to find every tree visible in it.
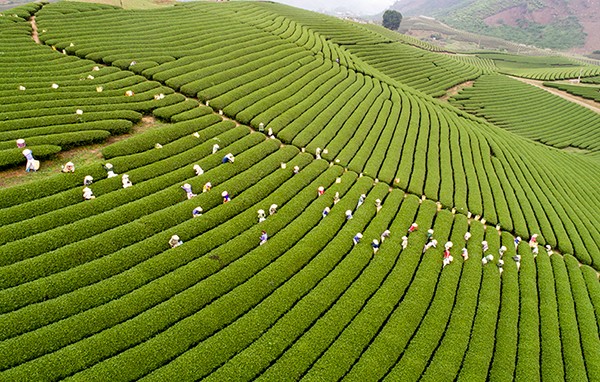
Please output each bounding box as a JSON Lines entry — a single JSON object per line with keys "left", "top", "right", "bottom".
{"left": 382, "top": 10, "right": 402, "bottom": 30}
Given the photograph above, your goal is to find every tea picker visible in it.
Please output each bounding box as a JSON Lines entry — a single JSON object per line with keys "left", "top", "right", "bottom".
{"left": 182, "top": 183, "right": 197, "bottom": 199}
{"left": 258, "top": 209, "right": 266, "bottom": 223}
{"left": 169, "top": 235, "right": 183, "bottom": 248}
{"left": 259, "top": 230, "right": 268, "bottom": 245}
{"left": 22, "top": 149, "right": 40, "bottom": 172}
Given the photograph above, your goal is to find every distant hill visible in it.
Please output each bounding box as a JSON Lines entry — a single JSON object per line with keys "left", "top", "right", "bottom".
{"left": 389, "top": 0, "right": 600, "bottom": 52}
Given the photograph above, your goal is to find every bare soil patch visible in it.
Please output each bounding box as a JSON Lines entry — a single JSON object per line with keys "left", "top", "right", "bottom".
{"left": 439, "top": 80, "right": 474, "bottom": 101}
{"left": 30, "top": 15, "right": 40, "bottom": 44}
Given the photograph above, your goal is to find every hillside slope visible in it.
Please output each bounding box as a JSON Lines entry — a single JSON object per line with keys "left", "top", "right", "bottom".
{"left": 390, "top": 0, "right": 600, "bottom": 52}
{"left": 0, "top": 2, "right": 599, "bottom": 380}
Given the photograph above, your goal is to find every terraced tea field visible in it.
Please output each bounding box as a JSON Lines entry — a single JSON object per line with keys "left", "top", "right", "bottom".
{"left": 1, "top": 1, "right": 599, "bottom": 381}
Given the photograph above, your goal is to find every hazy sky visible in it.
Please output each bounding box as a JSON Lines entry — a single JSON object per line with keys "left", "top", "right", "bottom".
{"left": 272, "top": 0, "right": 395, "bottom": 15}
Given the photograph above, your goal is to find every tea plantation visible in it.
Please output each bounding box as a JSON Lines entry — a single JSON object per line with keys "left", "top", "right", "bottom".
{"left": 0, "top": 1, "right": 599, "bottom": 381}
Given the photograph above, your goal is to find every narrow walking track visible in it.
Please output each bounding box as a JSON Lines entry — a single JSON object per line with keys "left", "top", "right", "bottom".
{"left": 439, "top": 80, "right": 474, "bottom": 101}
{"left": 30, "top": 16, "right": 40, "bottom": 44}
{"left": 511, "top": 76, "right": 600, "bottom": 114}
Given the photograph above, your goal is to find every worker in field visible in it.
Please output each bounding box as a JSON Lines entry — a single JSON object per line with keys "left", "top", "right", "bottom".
{"left": 259, "top": 230, "right": 268, "bottom": 245}
{"left": 322, "top": 206, "right": 330, "bottom": 218}
{"left": 293, "top": 165, "right": 300, "bottom": 175}
{"left": 482, "top": 252, "right": 494, "bottom": 265}
{"left": 499, "top": 245, "right": 507, "bottom": 258}
{"left": 315, "top": 147, "right": 322, "bottom": 160}
{"left": 333, "top": 192, "right": 340, "bottom": 204}
{"left": 61, "top": 162, "right": 75, "bottom": 173}
{"left": 356, "top": 194, "right": 366, "bottom": 209}
{"left": 169, "top": 235, "right": 183, "bottom": 248}
{"left": 532, "top": 242, "right": 539, "bottom": 257}
{"left": 514, "top": 237, "right": 521, "bottom": 249}
{"left": 268, "top": 128, "right": 274, "bottom": 138}
{"left": 375, "top": 199, "right": 382, "bottom": 213}
{"left": 443, "top": 248, "right": 453, "bottom": 268}
{"left": 372, "top": 239, "right": 380, "bottom": 255}
{"left": 381, "top": 230, "right": 391, "bottom": 243}
{"left": 353, "top": 233, "right": 363, "bottom": 245}
{"left": 212, "top": 143, "right": 220, "bottom": 154}
{"left": 83, "top": 175, "right": 93, "bottom": 186}
{"left": 513, "top": 253, "right": 521, "bottom": 271}
{"left": 203, "top": 182, "right": 212, "bottom": 193}
{"left": 401, "top": 235, "right": 408, "bottom": 250}
{"left": 464, "top": 232, "right": 471, "bottom": 242}
{"left": 222, "top": 190, "right": 231, "bottom": 203}
{"left": 16, "top": 138, "right": 26, "bottom": 148}
{"left": 192, "top": 207, "right": 203, "bottom": 218}
{"left": 481, "top": 240, "right": 489, "bottom": 253}
{"left": 258, "top": 209, "right": 266, "bottom": 223}
{"left": 22, "top": 149, "right": 39, "bottom": 172}
{"left": 461, "top": 247, "right": 469, "bottom": 260}
{"left": 122, "top": 174, "right": 132, "bottom": 188}
{"left": 408, "top": 223, "right": 418, "bottom": 234}
{"left": 104, "top": 163, "right": 118, "bottom": 178}
{"left": 222, "top": 153, "right": 235, "bottom": 164}
{"left": 318, "top": 186, "right": 325, "bottom": 197}
{"left": 269, "top": 204, "right": 278, "bottom": 215}
{"left": 545, "top": 245, "right": 553, "bottom": 256}
{"left": 529, "top": 234, "right": 538, "bottom": 246}
{"left": 193, "top": 165, "right": 204, "bottom": 176}
{"left": 83, "top": 187, "right": 95, "bottom": 200}
{"left": 497, "top": 258, "right": 504, "bottom": 274}
{"left": 182, "top": 183, "right": 197, "bottom": 199}
{"left": 426, "top": 229, "right": 434, "bottom": 242}
{"left": 423, "top": 239, "right": 437, "bottom": 253}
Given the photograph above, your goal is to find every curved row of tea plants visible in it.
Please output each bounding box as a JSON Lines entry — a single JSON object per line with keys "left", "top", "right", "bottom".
{"left": 450, "top": 74, "right": 600, "bottom": 152}
{"left": 0, "top": 16, "right": 193, "bottom": 168}
{"left": 543, "top": 82, "right": 600, "bottom": 102}
{"left": 0, "top": 2, "right": 598, "bottom": 380}
{"left": 32, "top": 1, "right": 600, "bottom": 268}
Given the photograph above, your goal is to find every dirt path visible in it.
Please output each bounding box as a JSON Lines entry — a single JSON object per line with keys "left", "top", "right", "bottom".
{"left": 510, "top": 76, "right": 600, "bottom": 114}
{"left": 30, "top": 16, "right": 41, "bottom": 44}
{"left": 439, "top": 80, "right": 474, "bottom": 101}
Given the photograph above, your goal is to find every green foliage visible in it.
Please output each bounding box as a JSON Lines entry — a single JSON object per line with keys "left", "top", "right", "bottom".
{"left": 0, "top": 1, "right": 598, "bottom": 380}
{"left": 382, "top": 10, "right": 402, "bottom": 31}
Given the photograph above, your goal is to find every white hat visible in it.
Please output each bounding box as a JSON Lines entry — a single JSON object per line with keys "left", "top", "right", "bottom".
{"left": 222, "top": 191, "right": 228, "bottom": 197}
{"left": 258, "top": 209, "right": 265, "bottom": 214}
{"left": 171, "top": 235, "right": 179, "bottom": 241}
{"left": 22, "top": 149, "right": 32, "bottom": 155}
{"left": 184, "top": 183, "right": 191, "bottom": 188}
{"left": 345, "top": 210, "right": 352, "bottom": 216}
{"left": 356, "top": 233, "right": 363, "bottom": 238}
